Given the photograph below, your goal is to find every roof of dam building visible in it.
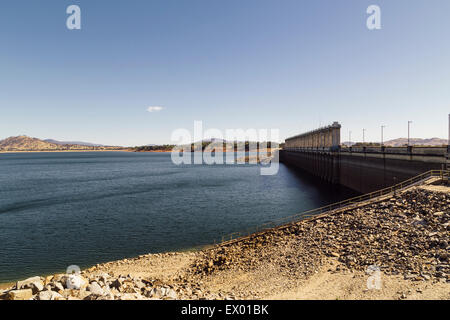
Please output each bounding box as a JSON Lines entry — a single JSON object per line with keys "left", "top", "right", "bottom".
{"left": 285, "top": 122, "right": 341, "bottom": 142}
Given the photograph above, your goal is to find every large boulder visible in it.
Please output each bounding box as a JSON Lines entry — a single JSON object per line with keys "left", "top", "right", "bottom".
{"left": 31, "top": 281, "right": 44, "bottom": 294}
{"left": 16, "top": 276, "right": 41, "bottom": 290}
{"left": 65, "top": 274, "right": 87, "bottom": 290}
{"left": 165, "top": 288, "right": 178, "bottom": 300}
{"left": 38, "top": 290, "right": 63, "bottom": 301}
{"left": 87, "top": 282, "right": 104, "bottom": 296}
{"left": 7, "top": 289, "right": 33, "bottom": 300}
{"left": 54, "top": 282, "right": 65, "bottom": 292}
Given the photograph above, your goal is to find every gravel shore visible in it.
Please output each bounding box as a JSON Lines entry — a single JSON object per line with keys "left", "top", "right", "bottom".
{"left": 1, "top": 185, "right": 449, "bottom": 300}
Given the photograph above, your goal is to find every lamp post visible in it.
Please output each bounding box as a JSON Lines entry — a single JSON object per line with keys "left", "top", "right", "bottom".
{"left": 408, "top": 121, "right": 412, "bottom": 146}
{"left": 447, "top": 114, "right": 449, "bottom": 171}
{"left": 445, "top": 113, "right": 450, "bottom": 172}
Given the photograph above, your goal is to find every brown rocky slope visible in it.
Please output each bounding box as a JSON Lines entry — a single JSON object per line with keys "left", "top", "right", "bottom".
{"left": 0, "top": 135, "right": 121, "bottom": 151}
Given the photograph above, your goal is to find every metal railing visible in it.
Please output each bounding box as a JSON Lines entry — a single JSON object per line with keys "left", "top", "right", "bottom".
{"left": 283, "top": 146, "right": 448, "bottom": 156}
{"left": 215, "top": 170, "right": 449, "bottom": 245}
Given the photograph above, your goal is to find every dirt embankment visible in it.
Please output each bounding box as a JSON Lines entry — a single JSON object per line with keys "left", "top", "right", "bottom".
{"left": 1, "top": 186, "right": 449, "bottom": 300}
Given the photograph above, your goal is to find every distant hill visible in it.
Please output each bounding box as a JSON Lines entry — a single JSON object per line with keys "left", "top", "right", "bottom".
{"left": 0, "top": 136, "right": 62, "bottom": 151}
{"left": 384, "top": 138, "right": 447, "bottom": 147}
{"left": 133, "top": 140, "right": 279, "bottom": 152}
{"left": 342, "top": 138, "right": 447, "bottom": 148}
{"left": 0, "top": 136, "right": 124, "bottom": 151}
{"left": 44, "top": 139, "right": 105, "bottom": 147}
{"left": 341, "top": 141, "right": 355, "bottom": 147}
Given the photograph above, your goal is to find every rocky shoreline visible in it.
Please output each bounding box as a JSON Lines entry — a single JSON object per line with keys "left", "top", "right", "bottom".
{"left": 1, "top": 185, "right": 448, "bottom": 300}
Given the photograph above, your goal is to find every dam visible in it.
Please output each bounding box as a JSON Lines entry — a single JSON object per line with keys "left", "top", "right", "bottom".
{"left": 280, "top": 122, "right": 449, "bottom": 193}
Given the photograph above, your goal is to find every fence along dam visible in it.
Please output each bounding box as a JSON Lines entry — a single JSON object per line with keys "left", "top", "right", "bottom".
{"left": 280, "top": 122, "right": 449, "bottom": 194}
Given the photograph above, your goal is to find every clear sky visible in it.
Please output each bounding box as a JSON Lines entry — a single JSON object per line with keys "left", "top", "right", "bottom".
{"left": 0, "top": 0, "right": 449, "bottom": 146}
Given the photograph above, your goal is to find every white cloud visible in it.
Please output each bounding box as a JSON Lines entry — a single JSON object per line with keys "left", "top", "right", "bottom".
{"left": 147, "top": 106, "right": 164, "bottom": 113}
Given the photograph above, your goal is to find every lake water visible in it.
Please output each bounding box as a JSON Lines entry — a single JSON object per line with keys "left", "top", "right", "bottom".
{"left": 0, "top": 152, "right": 356, "bottom": 283}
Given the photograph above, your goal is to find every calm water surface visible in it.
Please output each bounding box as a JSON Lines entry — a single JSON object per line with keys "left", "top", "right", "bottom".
{"left": 0, "top": 152, "right": 356, "bottom": 283}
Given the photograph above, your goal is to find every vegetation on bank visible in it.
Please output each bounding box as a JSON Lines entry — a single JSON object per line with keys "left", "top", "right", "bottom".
{"left": 133, "top": 141, "right": 279, "bottom": 152}
{"left": 133, "top": 145, "right": 175, "bottom": 152}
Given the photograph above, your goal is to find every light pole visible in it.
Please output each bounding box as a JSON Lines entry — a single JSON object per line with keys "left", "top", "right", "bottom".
{"left": 363, "top": 128, "right": 366, "bottom": 144}
{"left": 447, "top": 114, "right": 449, "bottom": 171}
{"left": 408, "top": 121, "right": 413, "bottom": 146}
{"left": 381, "top": 125, "right": 386, "bottom": 146}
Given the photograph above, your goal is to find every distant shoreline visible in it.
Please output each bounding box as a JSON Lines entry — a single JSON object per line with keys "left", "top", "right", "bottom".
{"left": 133, "top": 148, "right": 278, "bottom": 153}
{"left": 131, "top": 150, "right": 172, "bottom": 153}
{"left": 0, "top": 149, "right": 278, "bottom": 154}
{"left": 0, "top": 149, "right": 130, "bottom": 154}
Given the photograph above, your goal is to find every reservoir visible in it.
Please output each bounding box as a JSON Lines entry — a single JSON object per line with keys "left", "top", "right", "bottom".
{"left": 0, "top": 152, "right": 356, "bottom": 283}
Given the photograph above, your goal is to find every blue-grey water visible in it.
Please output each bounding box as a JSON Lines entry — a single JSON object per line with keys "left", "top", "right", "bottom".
{"left": 0, "top": 152, "right": 356, "bottom": 283}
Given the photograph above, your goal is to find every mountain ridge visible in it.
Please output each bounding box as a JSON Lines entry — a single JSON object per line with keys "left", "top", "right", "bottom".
{"left": 342, "top": 137, "right": 447, "bottom": 147}
{"left": 0, "top": 136, "right": 123, "bottom": 151}
{"left": 383, "top": 137, "right": 447, "bottom": 147}
{"left": 44, "top": 139, "right": 105, "bottom": 147}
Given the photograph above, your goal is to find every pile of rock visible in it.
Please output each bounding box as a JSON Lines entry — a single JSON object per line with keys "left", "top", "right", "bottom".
{"left": 0, "top": 272, "right": 240, "bottom": 300}
{"left": 191, "top": 188, "right": 449, "bottom": 283}
{"left": 0, "top": 273, "right": 180, "bottom": 300}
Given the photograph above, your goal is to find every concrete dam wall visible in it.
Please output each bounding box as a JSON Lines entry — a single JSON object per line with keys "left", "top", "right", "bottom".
{"left": 281, "top": 122, "right": 448, "bottom": 193}
{"left": 280, "top": 147, "right": 447, "bottom": 194}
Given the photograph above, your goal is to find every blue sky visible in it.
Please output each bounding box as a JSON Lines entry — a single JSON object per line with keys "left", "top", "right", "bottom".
{"left": 0, "top": 0, "right": 449, "bottom": 146}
